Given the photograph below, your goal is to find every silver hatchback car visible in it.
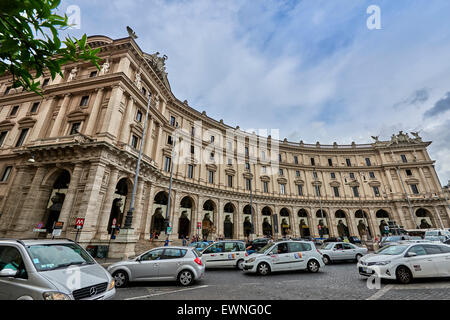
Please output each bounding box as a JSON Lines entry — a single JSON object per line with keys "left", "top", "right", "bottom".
{"left": 107, "top": 246, "right": 205, "bottom": 287}
{"left": 0, "top": 239, "right": 115, "bottom": 300}
{"left": 320, "top": 242, "right": 368, "bottom": 264}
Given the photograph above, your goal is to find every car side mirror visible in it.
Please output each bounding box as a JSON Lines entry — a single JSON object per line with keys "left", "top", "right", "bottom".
{"left": 135, "top": 257, "right": 142, "bottom": 262}
{"left": 406, "top": 252, "right": 417, "bottom": 257}
{"left": 0, "top": 269, "right": 18, "bottom": 277}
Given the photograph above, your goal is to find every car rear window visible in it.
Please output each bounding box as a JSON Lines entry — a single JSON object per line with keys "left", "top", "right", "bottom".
{"left": 438, "top": 245, "right": 450, "bottom": 253}
{"left": 237, "top": 242, "right": 245, "bottom": 251}
{"left": 192, "top": 249, "right": 202, "bottom": 257}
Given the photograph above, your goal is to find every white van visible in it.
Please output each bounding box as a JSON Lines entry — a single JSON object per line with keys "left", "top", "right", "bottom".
{"left": 201, "top": 241, "right": 246, "bottom": 269}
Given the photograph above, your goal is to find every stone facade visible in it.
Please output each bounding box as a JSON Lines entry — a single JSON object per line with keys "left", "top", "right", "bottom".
{"left": 0, "top": 35, "right": 448, "bottom": 258}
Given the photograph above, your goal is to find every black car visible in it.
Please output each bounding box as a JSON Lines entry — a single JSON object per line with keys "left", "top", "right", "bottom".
{"left": 322, "top": 237, "right": 343, "bottom": 243}
{"left": 348, "top": 236, "right": 362, "bottom": 244}
{"left": 246, "top": 238, "right": 269, "bottom": 251}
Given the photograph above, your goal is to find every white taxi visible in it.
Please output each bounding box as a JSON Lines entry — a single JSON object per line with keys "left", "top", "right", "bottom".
{"left": 242, "top": 240, "right": 324, "bottom": 275}
{"left": 357, "top": 242, "right": 450, "bottom": 284}
{"left": 201, "top": 241, "right": 247, "bottom": 269}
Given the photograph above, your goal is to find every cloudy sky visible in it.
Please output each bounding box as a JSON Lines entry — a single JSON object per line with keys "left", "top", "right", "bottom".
{"left": 60, "top": 0, "right": 450, "bottom": 185}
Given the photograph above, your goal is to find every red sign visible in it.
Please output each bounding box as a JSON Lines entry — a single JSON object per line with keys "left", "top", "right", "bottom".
{"left": 75, "top": 218, "right": 85, "bottom": 228}
{"left": 197, "top": 222, "right": 202, "bottom": 229}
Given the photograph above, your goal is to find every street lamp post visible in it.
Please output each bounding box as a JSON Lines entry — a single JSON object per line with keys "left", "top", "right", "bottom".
{"left": 248, "top": 164, "right": 255, "bottom": 241}
{"left": 124, "top": 92, "right": 152, "bottom": 229}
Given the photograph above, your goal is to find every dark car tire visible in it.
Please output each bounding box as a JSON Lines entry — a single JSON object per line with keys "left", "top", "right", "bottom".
{"left": 178, "top": 270, "right": 195, "bottom": 286}
{"left": 112, "top": 270, "right": 129, "bottom": 288}
{"left": 396, "top": 266, "right": 413, "bottom": 284}
{"left": 236, "top": 259, "right": 245, "bottom": 270}
{"left": 323, "top": 255, "right": 331, "bottom": 265}
{"left": 307, "top": 259, "right": 320, "bottom": 273}
{"left": 355, "top": 254, "right": 363, "bottom": 262}
{"left": 257, "top": 262, "right": 271, "bottom": 276}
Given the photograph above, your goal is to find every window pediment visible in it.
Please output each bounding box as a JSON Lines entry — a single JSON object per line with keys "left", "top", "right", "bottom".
{"left": 405, "top": 178, "right": 420, "bottom": 185}
{"left": 348, "top": 180, "right": 359, "bottom": 187}
{"left": 206, "top": 164, "right": 217, "bottom": 172}
{"left": 225, "top": 168, "right": 236, "bottom": 176}
{"left": 329, "top": 181, "right": 340, "bottom": 187}
{"left": 368, "top": 180, "right": 381, "bottom": 187}
{"left": 311, "top": 180, "right": 322, "bottom": 187}
{"left": 277, "top": 177, "right": 287, "bottom": 184}
{"left": 67, "top": 110, "right": 88, "bottom": 122}
{"left": 0, "top": 119, "right": 15, "bottom": 131}
{"left": 260, "top": 175, "right": 271, "bottom": 182}
{"left": 243, "top": 172, "right": 253, "bottom": 180}
{"left": 17, "top": 116, "right": 37, "bottom": 128}
{"left": 294, "top": 179, "right": 305, "bottom": 185}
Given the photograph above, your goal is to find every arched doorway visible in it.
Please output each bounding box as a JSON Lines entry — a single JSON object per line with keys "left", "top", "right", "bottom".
{"left": 150, "top": 191, "right": 168, "bottom": 237}
{"left": 355, "top": 210, "right": 372, "bottom": 239}
{"left": 376, "top": 209, "right": 391, "bottom": 236}
{"left": 335, "top": 210, "right": 350, "bottom": 238}
{"left": 261, "top": 206, "right": 273, "bottom": 237}
{"left": 243, "top": 205, "right": 254, "bottom": 238}
{"left": 223, "top": 203, "right": 235, "bottom": 239}
{"left": 280, "top": 208, "right": 291, "bottom": 237}
{"left": 43, "top": 170, "right": 70, "bottom": 233}
{"left": 202, "top": 200, "right": 215, "bottom": 240}
{"left": 107, "top": 178, "right": 132, "bottom": 234}
{"left": 316, "top": 210, "right": 329, "bottom": 238}
{"left": 416, "top": 208, "right": 434, "bottom": 229}
{"left": 298, "top": 209, "right": 310, "bottom": 237}
{"left": 179, "top": 196, "right": 193, "bottom": 239}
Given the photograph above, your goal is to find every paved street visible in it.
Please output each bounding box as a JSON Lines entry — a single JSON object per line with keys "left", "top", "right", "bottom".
{"left": 112, "top": 262, "right": 450, "bottom": 300}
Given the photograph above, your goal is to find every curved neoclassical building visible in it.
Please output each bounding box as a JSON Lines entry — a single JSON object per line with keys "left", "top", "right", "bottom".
{"left": 0, "top": 35, "right": 448, "bottom": 257}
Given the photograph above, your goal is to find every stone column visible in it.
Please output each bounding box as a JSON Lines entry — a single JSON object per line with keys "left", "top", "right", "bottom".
{"left": 418, "top": 167, "right": 431, "bottom": 194}
{"left": 170, "top": 191, "right": 181, "bottom": 238}
{"left": 49, "top": 94, "right": 71, "bottom": 137}
{"left": 144, "top": 118, "right": 154, "bottom": 157}
{"left": 291, "top": 206, "right": 299, "bottom": 238}
{"left": 327, "top": 208, "right": 338, "bottom": 237}
{"left": 95, "top": 167, "right": 119, "bottom": 240}
{"left": 12, "top": 167, "right": 47, "bottom": 232}
{"left": 153, "top": 124, "right": 163, "bottom": 167}
{"left": 130, "top": 177, "right": 145, "bottom": 231}
{"left": 433, "top": 206, "right": 445, "bottom": 229}
{"left": 217, "top": 198, "right": 224, "bottom": 238}
{"left": 236, "top": 202, "right": 243, "bottom": 239}
{"left": 309, "top": 207, "right": 319, "bottom": 238}
{"left": 118, "top": 95, "right": 134, "bottom": 144}
{"left": 30, "top": 96, "right": 56, "bottom": 141}
{"left": 367, "top": 208, "right": 379, "bottom": 239}
{"left": 347, "top": 209, "right": 358, "bottom": 237}
{"left": 85, "top": 88, "right": 105, "bottom": 136}
{"left": 76, "top": 161, "right": 107, "bottom": 241}
{"left": 254, "top": 203, "right": 261, "bottom": 237}
{"left": 143, "top": 184, "right": 156, "bottom": 240}
{"left": 59, "top": 163, "right": 84, "bottom": 232}
{"left": 100, "top": 86, "right": 124, "bottom": 137}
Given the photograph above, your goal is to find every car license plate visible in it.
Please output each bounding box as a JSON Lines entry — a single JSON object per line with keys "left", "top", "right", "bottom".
{"left": 361, "top": 267, "right": 368, "bottom": 273}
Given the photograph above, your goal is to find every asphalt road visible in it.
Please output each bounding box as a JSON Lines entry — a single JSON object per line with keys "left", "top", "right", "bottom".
{"left": 112, "top": 261, "right": 450, "bottom": 300}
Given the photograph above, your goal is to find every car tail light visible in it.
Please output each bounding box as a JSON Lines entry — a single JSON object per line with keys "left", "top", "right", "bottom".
{"left": 245, "top": 252, "right": 248, "bottom": 257}
{"left": 194, "top": 257, "right": 202, "bottom": 266}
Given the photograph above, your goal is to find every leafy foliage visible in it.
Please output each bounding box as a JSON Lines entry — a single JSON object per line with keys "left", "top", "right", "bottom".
{"left": 0, "top": 0, "right": 101, "bottom": 95}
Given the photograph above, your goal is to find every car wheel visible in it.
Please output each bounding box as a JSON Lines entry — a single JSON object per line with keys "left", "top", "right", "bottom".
{"left": 178, "top": 270, "right": 194, "bottom": 286}
{"left": 112, "top": 270, "right": 129, "bottom": 288}
{"left": 323, "top": 255, "right": 331, "bottom": 265}
{"left": 236, "top": 259, "right": 244, "bottom": 270}
{"left": 257, "top": 262, "right": 271, "bottom": 276}
{"left": 355, "top": 254, "right": 363, "bottom": 262}
{"left": 307, "top": 259, "right": 320, "bottom": 273}
{"left": 396, "top": 266, "right": 413, "bottom": 284}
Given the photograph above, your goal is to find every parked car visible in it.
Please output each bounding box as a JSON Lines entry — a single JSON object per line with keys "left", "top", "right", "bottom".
{"left": 323, "top": 237, "right": 343, "bottom": 243}
{"left": 379, "top": 235, "right": 410, "bottom": 248}
{"left": 108, "top": 246, "right": 205, "bottom": 287}
{"left": 0, "top": 239, "right": 115, "bottom": 300}
{"left": 245, "top": 238, "right": 270, "bottom": 255}
{"left": 188, "top": 241, "right": 211, "bottom": 250}
{"left": 424, "top": 235, "right": 449, "bottom": 243}
{"left": 358, "top": 243, "right": 450, "bottom": 284}
{"left": 320, "top": 242, "right": 368, "bottom": 264}
{"left": 348, "top": 236, "right": 362, "bottom": 245}
{"left": 242, "top": 240, "right": 324, "bottom": 275}
{"left": 425, "top": 229, "right": 450, "bottom": 237}
{"left": 201, "top": 240, "right": 247, "bottom": 269}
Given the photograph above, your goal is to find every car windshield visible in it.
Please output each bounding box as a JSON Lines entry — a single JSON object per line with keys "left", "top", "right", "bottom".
{"left": 375, "top": 245, "right": 408, "bottom": 255}
{"left": 26, "top": 243, "right": 95, "bottom": 271}
{"left": 256, "top": 243, "right": 273, "bottom": 254}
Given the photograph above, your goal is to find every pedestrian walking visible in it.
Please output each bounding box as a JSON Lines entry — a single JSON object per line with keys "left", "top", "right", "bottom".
{"left": 182, "top": 236, "right": 187, "bottom": 246}
{"left": 164, "top": 237, "right": 169, "bottom": 246}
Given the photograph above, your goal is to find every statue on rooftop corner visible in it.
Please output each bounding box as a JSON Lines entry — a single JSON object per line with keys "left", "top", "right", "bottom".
{"left": 68, "top": 67, "right": 78, "bottom": 81}
{"left": 100, "top": 59, "right": 110, "bottom": 75}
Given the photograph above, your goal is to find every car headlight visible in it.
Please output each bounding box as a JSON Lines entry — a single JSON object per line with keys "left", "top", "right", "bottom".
{"left": 247, "top": 257, "right": 256, "bottom": 263}
{"left": 374, "top": 261, "right": 391, "bottom": 266}
{"left": 108, "top": 279, "right": 115, "bottom": 291}
{"left": 43, "top": 292, "right": 71, "bottom": 300}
